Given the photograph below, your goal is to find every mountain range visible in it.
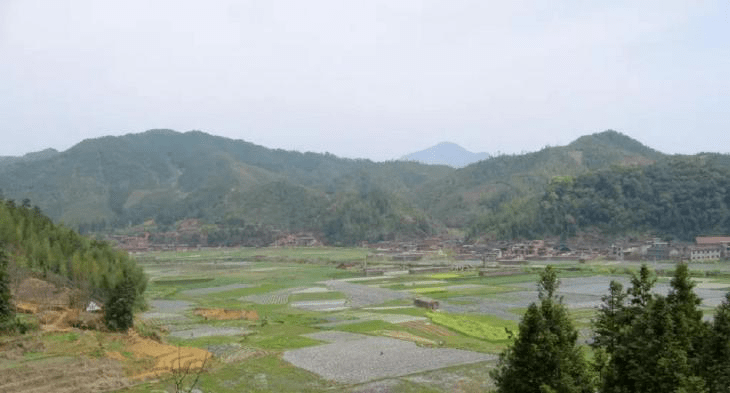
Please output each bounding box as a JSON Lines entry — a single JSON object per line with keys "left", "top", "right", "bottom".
{"left": 1, "top": 129, "right": 727, "bottom": 244}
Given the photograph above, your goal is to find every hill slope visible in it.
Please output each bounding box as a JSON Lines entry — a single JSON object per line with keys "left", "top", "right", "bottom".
{"left": 412, "top": 130, "right": 665, "bottom": 228}
{"left": 4, "top": 128, "right": 728, "bottom": 244}
{"left": 0, "top": 130, "right": 453, "bottom": 245}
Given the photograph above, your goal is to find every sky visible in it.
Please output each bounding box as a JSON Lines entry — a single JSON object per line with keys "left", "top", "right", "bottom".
{"left": 1, "top": 1, "right": 728, "bottom": 161}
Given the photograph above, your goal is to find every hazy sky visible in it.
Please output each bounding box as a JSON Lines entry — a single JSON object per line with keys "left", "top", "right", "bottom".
{"left": 1, "top": 1, "right": 728, "bottom": 161}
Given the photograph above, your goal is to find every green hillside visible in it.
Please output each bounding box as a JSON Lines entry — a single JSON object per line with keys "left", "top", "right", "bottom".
{"left": 413, "top": 130, "right": 664, "bottom": 228}
{"left": 0, "top": 130, "right": 452, "bottom": 245}
{"left": 2, "top": 129, "right": 729, "bottom": 244}
{"left": 0, "top": 198, "right": 146, "bottom": 305}
{"left": 470, "top": 156, "right": 730, "bottom": 240}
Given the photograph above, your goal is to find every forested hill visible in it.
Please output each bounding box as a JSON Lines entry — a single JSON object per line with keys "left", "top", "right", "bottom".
{"left": 0, "top": 130, "right": 453, "bottom": 244}
{"left": 413, "top": 130, "right": 665, "bottom": 228}
{"left": 2, "top": 128, "right": 728, "bottom": 244}
{"left": 470, "top": 156, "right": 730, "bottom": 240}
{"left": 0, "top": 197, "right": 146, "bottom": 303}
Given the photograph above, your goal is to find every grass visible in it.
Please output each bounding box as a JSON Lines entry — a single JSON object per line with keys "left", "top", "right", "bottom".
{"left": 335, "top": 320, "right": 399, "bottom": 334}
{"left": 410, "top": 287, "right": 448, "bottom": 294}
{"left": 120, "top": 355, "right": 337, "bottom": 393}
{"left": 428, "top": 312, "right": 516, "bottom": 342}
{"left": 429, "top": 273, "right": 460, "bottom": 280}
{"left": 250, "top": 335, "right": 322, "bottom": 350}
{"left": 152, "top": 277, "right": 214, "bottom": 286}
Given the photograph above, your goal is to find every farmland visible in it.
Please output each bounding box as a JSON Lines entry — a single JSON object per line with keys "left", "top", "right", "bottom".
{"left": 5, "top": 247, "right": 730, "bottom": 392}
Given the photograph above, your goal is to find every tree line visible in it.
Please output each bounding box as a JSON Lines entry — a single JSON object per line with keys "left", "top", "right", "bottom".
{"left": 494, "top": 264, "right": 730, "bottom": 393}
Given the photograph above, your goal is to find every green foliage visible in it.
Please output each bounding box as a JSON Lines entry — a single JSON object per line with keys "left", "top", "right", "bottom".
{"left": 592, "top": 263, "right": 720, "bottom": 393}
{"left": 701, "top": 293, "right": 730, "bottom": 393}
{"left": 534, "top": 158, "right": 730, "bottom": 240}
{"left": 0, "top": 197, "right": 147, "bottom": 313}
{"left": 0, "top": 130, "right": 450, "bottom": 245}
{"left": 427, "top": 312, "right": 515, "bottom": 341}
{"left": 0, "top": 247, "right": 12, "bottom": 323}
{"left": 104, "top": 266, "right": 139, "bottom": 331}
{"left": 492, "top": 266, "right": 593, "bottom": 393}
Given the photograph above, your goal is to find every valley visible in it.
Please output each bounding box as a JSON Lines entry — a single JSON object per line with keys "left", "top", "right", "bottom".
{"left": 5, "top": 247, "right": 730, "bottom": 392}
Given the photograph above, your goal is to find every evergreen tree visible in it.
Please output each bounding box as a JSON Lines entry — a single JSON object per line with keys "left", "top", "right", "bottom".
{"left": 0, "top": 246, "right": 13, "bottom": 323}
{"left": 702, "top": 293, "right": 730, "bottom": 393}
{"left": 492, "top": 266, "right": 593, "bottom": 393}
{"left": 596, "top": 263, "right": 708, "bottom": 393}
{"left": 104, "top": 267, "right": 137, "bottom": 332}
{"left": 592, "top": 280, "right": 627, "bottom": 354}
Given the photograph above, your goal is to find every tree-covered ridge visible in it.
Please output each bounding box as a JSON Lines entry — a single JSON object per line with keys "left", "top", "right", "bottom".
{"left": 470, "top": 156, "right": 730, "bottom": 240}
{"left": 413, "top": 130, "right": 664, "bottom": 228}
{"left": 0, "top": 198, "right": 146, "bottom": 303}
{"left": 3, "top": 128, "right": 729, "bottom": 244}
{"left": 538, "top": 157, "right": 730, "bottom": 240}
{"left": 0, "top": 130, "right": 452, "bottom": 245}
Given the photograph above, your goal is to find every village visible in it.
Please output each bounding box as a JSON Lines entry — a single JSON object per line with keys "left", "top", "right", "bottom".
{"left": 107, "top": 220, "right": 730, "bottom": 264}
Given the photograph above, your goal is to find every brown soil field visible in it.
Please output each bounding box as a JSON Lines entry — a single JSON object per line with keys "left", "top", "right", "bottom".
{"left": 126, "top": 331, "right": 211, "bottom": 380}
{"left": 193, "top": 307, "right": 259, "bottom": 321}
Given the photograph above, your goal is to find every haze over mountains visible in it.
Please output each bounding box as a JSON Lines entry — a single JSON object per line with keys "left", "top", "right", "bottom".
{"left": 1, "top": 129, "right": 729, "bottom": 245}
{"left": 399, "top": 142, "right": 490, "bottom": 167}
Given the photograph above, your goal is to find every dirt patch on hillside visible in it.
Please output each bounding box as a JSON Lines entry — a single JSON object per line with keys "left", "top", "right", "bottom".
{"left": 126, "top": 331, "right": 211, "bottom": 380}
{"left": 194, "top": 308, "right": 259, "bottom": 321}
{"left": 14, "top": 278, "right": 73, "bottom": 308}
{"left": 0, "top": 356, "right": 131, "bottom": 393}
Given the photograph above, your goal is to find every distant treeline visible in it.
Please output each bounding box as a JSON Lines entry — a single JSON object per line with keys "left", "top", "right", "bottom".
{"left": 0, "top": 197, "right": 146, "bottom": 303}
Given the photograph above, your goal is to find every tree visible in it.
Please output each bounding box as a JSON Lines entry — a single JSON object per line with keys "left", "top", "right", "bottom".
{"left": 596, "top": 263, "right": 709, "bottom": 393}
{"left": 0, "top": 246, "right": 13, "bottom": 323}
{"left": 104, "top": 268, "right": 138, "bottom": 331}
{"left": 592, "top": 280, "right": 628, "bottom": 354}
{"left": 492, "top": 266, "right": 593, "bottom": 393}
{"left": 701, "top": 293, "right": 730, "bottom": 393}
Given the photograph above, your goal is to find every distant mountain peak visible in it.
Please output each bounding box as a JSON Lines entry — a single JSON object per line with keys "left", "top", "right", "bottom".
{"left": 400, "top": 142, "right": 490, "bottom": 167}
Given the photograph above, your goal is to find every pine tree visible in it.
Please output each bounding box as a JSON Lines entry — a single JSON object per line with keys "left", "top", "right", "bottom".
{"left": 492, "top": 266, "right": 593, "bottom": 393}
{"left": 702, "top": 293, "right": 730, "bottom": 393}
{"left": 104, "top": 267, "right": 137, "bottom": 332}
{"left": 597, "top": 263, "right": 709, "bottom": 393}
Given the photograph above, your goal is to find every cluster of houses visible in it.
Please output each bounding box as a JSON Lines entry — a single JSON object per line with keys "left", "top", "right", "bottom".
{"left": 108, "top": 224, "right": 730, "bottom": 263}
{"left": 363, "top": 236, "right": 730, "bottom": 263}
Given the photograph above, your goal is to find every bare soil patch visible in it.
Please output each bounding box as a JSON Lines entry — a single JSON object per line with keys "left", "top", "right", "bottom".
{"left": 194, "top": 308, "right": 259, "bottom": 321}
{"left": 0, "top": 356, "right": 131, "bottom": 393}
{"left": 126, "top": 331, "right": 211, "bottom": 380}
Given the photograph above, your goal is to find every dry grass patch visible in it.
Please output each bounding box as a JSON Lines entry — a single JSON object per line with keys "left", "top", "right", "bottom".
{"left": 193, "top": 308, "right": 259, "bottom": 321}
{"left": 126, "top": 331, "right": 211, "bottom": 380}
